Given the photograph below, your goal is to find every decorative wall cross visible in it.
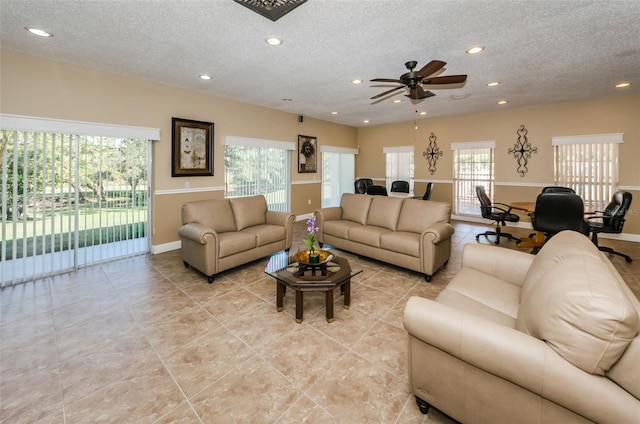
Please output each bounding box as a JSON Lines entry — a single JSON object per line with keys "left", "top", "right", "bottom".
{"left": 422, "top": 133, "right": 443, "bottom": 175}
{"left": 508, "top": 125, "right": 537, "bottom": 177}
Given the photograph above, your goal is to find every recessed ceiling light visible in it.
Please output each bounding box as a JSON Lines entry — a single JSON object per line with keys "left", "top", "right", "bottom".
{"left": 393, "top": 99, "right": 402, "bottom": 103}
{"left": 419, "top": 111, "right": 427, "bottom": 116}
{"left": 351, "top": 79, "right": 362, "bottom": 84}
{"left": 450, "top": 93, "right": 470, "bottom": 100}
{"left": 331, "top": 111, "right": 338, "bottom": 115}
{"left": 615, "top": 82, "right": 631, "bottom": 88}
{"left": 265, "top": 36, "right": 282, "bottom": 46}
{"left": 363, "top": 120, "right": 369, "bottom": 123}
{"left": 199, "top": 74, "right": 212, "bottom": 80}
{"left": 466, "top": 45, "right": 484, "bottom": 55}
{"left": 25, "top": 27, "right": 52, "bottom": 37}
{"left": 497, "top": 100, "right": 508, "bottom": 105}
{"left": 487, "top": 81, "right": 500, "bottom": 87}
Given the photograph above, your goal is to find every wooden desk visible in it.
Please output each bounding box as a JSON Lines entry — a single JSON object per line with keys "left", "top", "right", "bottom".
{"left": 509, "top": 202, "right": 544, "bottom": 249}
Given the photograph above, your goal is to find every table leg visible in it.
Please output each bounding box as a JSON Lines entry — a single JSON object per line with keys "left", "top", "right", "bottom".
{"left": 343, "top": 280, "right": 351, "bottom": 310}
{"left": 276, "top": 281, "right": 284, "bottom": 312}
{"left": 295, "top": 290, "right": 303, "bottom": 323}
{"left": 325, "top": 289, "right": 334, "bottom": 323}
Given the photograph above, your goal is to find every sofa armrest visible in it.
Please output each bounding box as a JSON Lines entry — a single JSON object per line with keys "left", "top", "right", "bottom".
{"left": 403, "top": 296, "right": 639, "bottom": 423}
{"left": 266, "top": 210, "right": 295, "bottom": 249}
{"left": 461, "top": 243, "right": 534, "bottom": 286}
{"left": 422, "top": 222, "right": 455, "bottom": 244}
{"left": 178, "top": 223, "right": 217, "bottom": 244}
{"left": 314, "top": 207, "right": 343, "bottom": 243}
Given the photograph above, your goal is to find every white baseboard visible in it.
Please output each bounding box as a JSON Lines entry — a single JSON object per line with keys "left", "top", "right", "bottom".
{"left": 152, "top": 240, "right": 181, "bottom": 254}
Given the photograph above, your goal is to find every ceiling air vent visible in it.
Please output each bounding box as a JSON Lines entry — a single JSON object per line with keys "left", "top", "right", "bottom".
{"left": 233, "top": 0, "right": 307, "bottom": 21}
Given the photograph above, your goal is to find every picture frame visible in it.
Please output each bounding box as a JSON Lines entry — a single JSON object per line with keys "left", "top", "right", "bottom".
{"left": 298, "top": 135, "right": 317, "bottom": 173}
{"left": 171, "top": 117, "right": 214, "bottom": 177}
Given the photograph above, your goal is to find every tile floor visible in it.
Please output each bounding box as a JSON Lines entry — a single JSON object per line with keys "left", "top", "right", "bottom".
{"left": 1, "top": 221, "right": 639, "bottom": 423}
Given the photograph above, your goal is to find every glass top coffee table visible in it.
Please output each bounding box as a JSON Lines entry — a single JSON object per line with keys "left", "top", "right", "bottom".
{"left": 265, "top": 250, "right": 362, "bottom": 323}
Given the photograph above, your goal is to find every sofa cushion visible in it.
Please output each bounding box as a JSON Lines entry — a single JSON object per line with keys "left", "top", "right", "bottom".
{"left": 230, "top": 195, "right": 267, "bottom": 231}
{"left": 340, "top": 193, "right": 373, "bottom": 224}
{"left": 241, "top": 224, "right": 286, "bottom": 247}
{"left": 217, "top": 232, "right": 257, "bottom": 258}
{"left": 521, "top": 230, "right": 602, "bottom": 300}
{"left": 516, "top": 255, "right": 639, "bottom": 375}
{"left": 366, "top": 196, "right": 403, "bottom": 230}
{"left": 348, "top": 225, "right": 391, "bottom": 247}
{"left": 380, "top": 232, "right": 419, "bottom": 257}
{"left": 182, "top": 198, "right": 236, "bottom": 233}
{"left": 323, "top": 220, "right": 362, "bottom": 240}
{"left": 397, "top": 199, "right": 450, "bottom": 233}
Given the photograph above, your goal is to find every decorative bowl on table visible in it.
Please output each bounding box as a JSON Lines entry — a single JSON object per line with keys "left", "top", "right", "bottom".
{"left": 293, "top": 249, "right": 333, "bottom": 265}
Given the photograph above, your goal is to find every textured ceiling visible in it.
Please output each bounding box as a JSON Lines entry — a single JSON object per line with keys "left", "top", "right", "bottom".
{"left": 1, "top": 0, "right": 639, "bottom": 127}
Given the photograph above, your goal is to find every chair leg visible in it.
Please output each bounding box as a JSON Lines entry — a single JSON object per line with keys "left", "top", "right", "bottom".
{"left": 476, "top": 225, "right": 520, "bottom": 245}
{"left": 591, "top": 232, "right": 632, "bottom": 262}
{"left": 415, "top": 396, "right": 431, "bottom": 414}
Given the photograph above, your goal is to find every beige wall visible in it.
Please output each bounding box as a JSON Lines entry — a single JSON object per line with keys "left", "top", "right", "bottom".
{"left": 357, "top": 93, "right": 640, "bottom": 235}
{"left": 2, "top": 49, "right": 639, "bottom": 248}
{"left": 0, "top": 50, "right": 357, "bottom": 247}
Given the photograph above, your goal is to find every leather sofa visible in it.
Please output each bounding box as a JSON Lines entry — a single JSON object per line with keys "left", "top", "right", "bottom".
{"left": 314, "top": 193, "right": 454, "bottom": 281}
{"left": 179, "top": 195, "right": 294, "bottom": 283}
{"left": 403, "top": 230, "right": 640, "bottom": 423}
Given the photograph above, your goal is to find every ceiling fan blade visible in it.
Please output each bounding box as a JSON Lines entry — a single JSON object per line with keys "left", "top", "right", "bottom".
{"left": 409, "top": 85, "right": 426, "bottom": 99}
{"left": 423, "top": 74, "right": 468, "bottom": 85}
{"left": 417, "top": 60, "right": 446, "bottom": 78}
{"left": 371, "top": 78, "right": 403, "bottom": 83}
{"left": 371, "top": 86, "right": 405, "bottom": 100}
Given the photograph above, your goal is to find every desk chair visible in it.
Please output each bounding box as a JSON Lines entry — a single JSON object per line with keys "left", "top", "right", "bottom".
{"left": 475, "top": 185, "right": 521, "bottom": 244}
{"left": 366, "top": 185, "right": 388, "bottom": 196}
{"left": 354, "top": 178, "right": 373, "bottom": 194}
{"left": 390, "top": 180, "right": 410, "bottom": 193}
{"left": 530, "top": 192, "right": 589, "bottom": 244}
{"left": 541, "top": 186, "right": 575, "bottom": 194}
{"left": 422, "top": 183, "right": 433, "bottom": 200}
{"left": 585, "top": 191, "right": 633, "bottom": 262}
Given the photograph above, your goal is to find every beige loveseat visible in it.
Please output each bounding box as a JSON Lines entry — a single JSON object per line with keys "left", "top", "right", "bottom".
{"left": 179, "top": 195, "right": 294, "bottom": 283}
{"left": 314, "top": 193, "right": 454, "bottom": 281}
{"left": 403, "top": 230, "right": 640, "bottom": 423}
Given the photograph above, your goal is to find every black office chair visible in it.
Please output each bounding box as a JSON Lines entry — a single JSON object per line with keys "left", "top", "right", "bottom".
{"left": 585, "top": 191, "right": 633, "bottom": 262}
{"left": 366, "top": 185, "right": 388, "bottom": 196}
{"left": 541, "top": 186, "right": 575, "bottom": 194}
{"left": 475, "top": 186, "right": 521, "bottom": 244}
{"left": 354, "top": 178, "right": 373, "bottom": 194}
{"left": 390, "top": 180, "right": 410, "bottom": 193}
{"left": 530, "top": 192, "right": 589, "bottom": 244}
{"left": 422, "top": 183, "right": 433, "bottom": 200}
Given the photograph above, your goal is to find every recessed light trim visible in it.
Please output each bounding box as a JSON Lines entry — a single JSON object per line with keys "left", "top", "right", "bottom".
{"left": 615, "top": 82, "right": 631, "bottom": 88}
{"left": 363, "top": 120, "right": 369, "bottom": 123}
{"left": 265, "top": 36, "right": 282, "bottom": 46}
{"left": 487, "top": 81, "right": 500, "bottom": 87}
{"left": 466, "top": 45, "right": 484, "bottom": 54}
{"left": 497, "top": 100, "right": 508, "bottom": 105}
{"left": 331, "top": 111, "right": 338, "bottom": 115}
{"left": 393, "top": 99, "right": 402, "bottom": 103}
{"left": 351, "top": 79, "right": 362, "bottom": 84}
{"left": 419, "top": 111, "right": 427, "bottom": 116}
{"left": 25, "top": 27, "right": 52, "bottom": 37}
{"left": 199, "top": 74, "right": 212, "bottom": 80}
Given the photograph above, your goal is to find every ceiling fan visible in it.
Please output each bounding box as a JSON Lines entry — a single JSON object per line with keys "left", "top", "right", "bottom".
{"left": 370, "top": 60, "right": 467, "bottom": 101}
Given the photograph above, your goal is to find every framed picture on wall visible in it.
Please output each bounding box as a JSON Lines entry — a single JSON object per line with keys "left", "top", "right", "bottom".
{"left": 171, "top": 117, "right": 214, "bottom": 177}
{"left": 298, "top": 134, "right": 317, "bottom": 173}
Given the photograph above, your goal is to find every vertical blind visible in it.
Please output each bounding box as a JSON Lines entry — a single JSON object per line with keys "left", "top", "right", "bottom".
{"left": 321, "top": 146, "right": 357, "bottom": 207}
{"left": 383, "top": 146, "right": 414, "bottom": 192}
{"left": 224, "top": 136, "right": 295, "bottom": 212}
{"left": 451, "top": 141, "right": 495, "bottom": 216}
{"left": 553, "top": 133, "right": 622, "bottom": 212}
{"left": 1, "top": 115, "right": 157, "bottom": 286}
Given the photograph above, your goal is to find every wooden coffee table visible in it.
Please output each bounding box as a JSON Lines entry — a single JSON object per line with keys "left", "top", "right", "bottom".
{"left": 265, "top": 251, "right": 362, "bottom": 323}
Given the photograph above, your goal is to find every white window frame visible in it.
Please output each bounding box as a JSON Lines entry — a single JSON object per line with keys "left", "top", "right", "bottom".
{"left": 451, "top": 141, "right": 496, "bottom": 216}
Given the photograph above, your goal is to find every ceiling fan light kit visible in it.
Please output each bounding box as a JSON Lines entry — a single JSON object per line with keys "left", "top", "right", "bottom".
{"left": 370, "top": 59, "right": 468, "bottom": 102}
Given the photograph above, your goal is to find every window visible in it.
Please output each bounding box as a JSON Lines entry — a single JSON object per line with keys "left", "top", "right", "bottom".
{"left": 384, "top": 146, "right": 414, "bottom": 192}
{"left": 451, "top": 141, "right": 495, "bottom": 216}
{"left": 224, "top": 136, "right": 295, "bottom": 212}
{"left": 553, "top": 133, "right": 622, "bottom": 212}
{"left": 321, "top": 146, "right": 357, "bottom": 207}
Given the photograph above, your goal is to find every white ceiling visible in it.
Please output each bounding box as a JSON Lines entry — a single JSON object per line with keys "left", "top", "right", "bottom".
{"left": 1, "top": 0, "right": 639, "bottom": 127}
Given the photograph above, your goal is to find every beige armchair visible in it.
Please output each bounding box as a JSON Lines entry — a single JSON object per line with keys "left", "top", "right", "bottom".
{"left": 179, "top": 195, "right": 294, "bottom": 283}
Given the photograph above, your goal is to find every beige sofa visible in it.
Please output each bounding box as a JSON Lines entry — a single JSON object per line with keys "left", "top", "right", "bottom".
{"left": 314, "top": 193, "right": 454, "bottom": 281}
{"left": 403, "top": 230, "right": 640, "bottom": 423}
{"left": 179, "top": 195, "right": 294, "bottom": 283}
